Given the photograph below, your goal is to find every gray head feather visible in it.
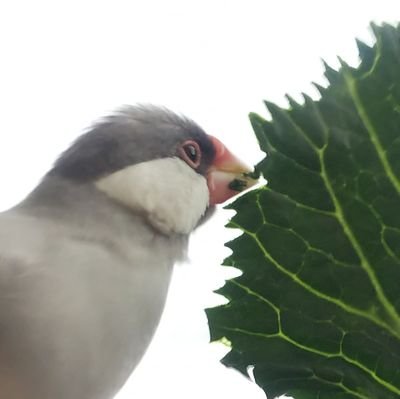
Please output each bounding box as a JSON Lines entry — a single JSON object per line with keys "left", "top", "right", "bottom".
{"left": 49, "top": 105, "right": 215, "bottom": 181}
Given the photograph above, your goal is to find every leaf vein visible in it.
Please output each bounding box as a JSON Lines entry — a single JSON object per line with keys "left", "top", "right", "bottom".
{"left": 230, "top": 221, "right": 400, "bottom": 340}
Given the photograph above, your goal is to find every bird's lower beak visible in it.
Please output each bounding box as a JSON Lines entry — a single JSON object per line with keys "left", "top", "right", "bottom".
{"left": 207, "top": 136, "right": 259, "bottom": 205}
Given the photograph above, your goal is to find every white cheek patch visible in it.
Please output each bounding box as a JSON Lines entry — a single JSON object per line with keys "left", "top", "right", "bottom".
{"left": 95, "top": 157, "right": 209, "bottom": 235}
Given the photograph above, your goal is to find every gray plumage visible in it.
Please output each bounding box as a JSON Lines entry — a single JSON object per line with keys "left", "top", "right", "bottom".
{"left": 50, "top": 105, "right": 215, "bottom": 180}
{"left": 0, "top": 106, "right": 216, "bottom": 398}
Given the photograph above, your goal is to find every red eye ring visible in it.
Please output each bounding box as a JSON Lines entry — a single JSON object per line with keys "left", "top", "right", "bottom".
{"left": 179, "top": 140, "right": 201, "bottom": 169}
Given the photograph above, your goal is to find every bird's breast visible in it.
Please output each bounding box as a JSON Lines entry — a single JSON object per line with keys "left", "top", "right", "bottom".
{"left": 0, "top": 212, "right": 184, "bottom": 399}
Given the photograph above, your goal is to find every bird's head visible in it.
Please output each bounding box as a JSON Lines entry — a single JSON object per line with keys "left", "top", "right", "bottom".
{"left": 50, "top": 105, "right": 257, "bottom": 235}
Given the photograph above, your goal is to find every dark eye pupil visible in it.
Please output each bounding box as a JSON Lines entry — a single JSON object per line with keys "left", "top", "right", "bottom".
{"left": 185, "top": 145, "right": 197, "bottom": 161}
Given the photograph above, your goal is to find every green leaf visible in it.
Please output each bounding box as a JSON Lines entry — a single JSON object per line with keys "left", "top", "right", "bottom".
{"left": 206, "top": 23, "right": 400, "bottom": 399}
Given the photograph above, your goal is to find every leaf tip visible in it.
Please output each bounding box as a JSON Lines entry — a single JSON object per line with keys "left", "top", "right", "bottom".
{"left": 322, "top": 59, "right": 341, "bottom": 83}
{"left": 285, "top": 94, "right": 300, "bottom": 109}
{"left": 337, "top": 56, "right": 349, "bottom": 68}
{"left": 248, "top": 111, "right": 265, "bottom": 125}
{"left": 356, "top": 38, "right": 371, "bottom": 53}
{"left": 301, "top": 92, "right": 313, "bottom": 103}
{"left": 312, "top": 81, "right": 326, "bottom": 95}
{"left": 369, "top": 21, "right": 380, "bottom": 36}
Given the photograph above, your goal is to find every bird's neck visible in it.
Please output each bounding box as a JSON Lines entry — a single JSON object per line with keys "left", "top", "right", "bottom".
{"left": 21, "top": 176, "right": 185, "bottom": 234}
{"left": 15, "top": 176, "right": 189, "bottom": 263}
{"left": 18, "top": 176, "right": 126, "bottom": 222}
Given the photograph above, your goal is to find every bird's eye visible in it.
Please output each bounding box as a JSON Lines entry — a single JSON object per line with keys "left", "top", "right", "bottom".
{"left": 185, "top": 145, "right": 197, "bottom": 162}
{"left": 179, "top": 140, "right": 201, "bottom": 169}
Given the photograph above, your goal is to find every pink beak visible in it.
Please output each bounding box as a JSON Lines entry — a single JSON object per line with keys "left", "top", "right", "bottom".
{"left": 207, "top": 135, "right": 258, "bottom": 205}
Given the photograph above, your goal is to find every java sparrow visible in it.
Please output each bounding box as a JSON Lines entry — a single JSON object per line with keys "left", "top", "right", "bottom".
{"left": 0, "top": 105, "right": 257, "bottom": 399}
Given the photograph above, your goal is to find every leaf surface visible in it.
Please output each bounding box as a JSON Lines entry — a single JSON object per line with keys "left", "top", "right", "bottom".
{"left": 207, "top": 23, "right": 400, "bottom": 399}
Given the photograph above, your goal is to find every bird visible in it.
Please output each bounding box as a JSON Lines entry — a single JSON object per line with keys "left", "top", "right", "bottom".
{"left": 0, "top": 105, "right": 257, "bottom": 399}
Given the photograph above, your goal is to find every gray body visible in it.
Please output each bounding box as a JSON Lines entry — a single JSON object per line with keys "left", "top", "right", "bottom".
{"left": 0, "top": 106, "right": 234, "bottom": 399}
{"left": 0, "top": 176, "right": 187, "bottom": 399}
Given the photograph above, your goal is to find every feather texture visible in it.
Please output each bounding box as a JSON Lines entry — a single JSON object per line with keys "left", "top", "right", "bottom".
{"left": 0, "top": 177, "right": 188, "bottom": 399}
{"left": 96, "top": 157, "right": 209, "bottom": 235}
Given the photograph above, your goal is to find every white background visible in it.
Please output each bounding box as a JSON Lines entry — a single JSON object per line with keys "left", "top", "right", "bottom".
{"left": 0, "top": 1, "right": 398, "bottom": 398}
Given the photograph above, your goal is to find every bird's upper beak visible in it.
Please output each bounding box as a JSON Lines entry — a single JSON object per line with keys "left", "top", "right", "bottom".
{"left": 207, "top": 135, "right": 259, "bottom": 205}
